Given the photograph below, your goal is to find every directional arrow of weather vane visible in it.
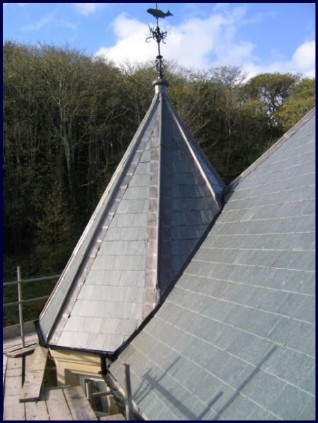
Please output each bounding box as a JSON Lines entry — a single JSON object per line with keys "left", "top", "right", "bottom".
{"left": 146, "top": 4, "right": 173, "bottom": 78}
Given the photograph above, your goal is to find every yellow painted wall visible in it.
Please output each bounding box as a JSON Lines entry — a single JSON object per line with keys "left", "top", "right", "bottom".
{"left": 50, "top": 348, "right": 101, "bottom": 385}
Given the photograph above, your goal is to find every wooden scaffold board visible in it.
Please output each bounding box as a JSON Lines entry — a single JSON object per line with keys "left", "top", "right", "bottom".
{"left": 20, "top": 345, "right": 48, "bottom": 403}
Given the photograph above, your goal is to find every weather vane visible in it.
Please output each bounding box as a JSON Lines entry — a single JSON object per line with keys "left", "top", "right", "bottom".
{"left": 146, "top": 3, "right": 173, "bottom": 79}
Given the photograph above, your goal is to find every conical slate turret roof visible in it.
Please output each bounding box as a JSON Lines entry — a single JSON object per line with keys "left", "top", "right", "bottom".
{"left": 38, "top": 78, "right": 224, "bottom": 354}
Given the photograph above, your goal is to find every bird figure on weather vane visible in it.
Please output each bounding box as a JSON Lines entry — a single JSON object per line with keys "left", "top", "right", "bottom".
{"left": 147, "top": 8, "right": 173, "bottom": 19}
{"left": 146, "top": 4, "right": 173, "bottom": 79}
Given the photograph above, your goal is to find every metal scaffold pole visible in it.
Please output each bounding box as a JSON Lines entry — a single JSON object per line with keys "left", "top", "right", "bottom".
{"left": 17, "top": 266, "right": 25, "bottom": 348}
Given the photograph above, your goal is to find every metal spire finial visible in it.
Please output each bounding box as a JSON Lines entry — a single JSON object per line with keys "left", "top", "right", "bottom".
{"left": 146, "top": 3, "right": 173, "bottom": 79}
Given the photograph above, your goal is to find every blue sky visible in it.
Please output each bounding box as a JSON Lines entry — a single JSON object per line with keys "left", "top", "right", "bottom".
{"left": 3, "top": 3, "right": 316, "bottom": 78}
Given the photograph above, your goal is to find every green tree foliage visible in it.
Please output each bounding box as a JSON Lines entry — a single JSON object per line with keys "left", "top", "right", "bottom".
{"left": 3, "top": 41, "right": 315, "bottom": 281}
{"left": 276, "top": 78, "right": 315, "bottom": 129}
{"left": 245, "top": 72, "right": 300, "bottom": 117}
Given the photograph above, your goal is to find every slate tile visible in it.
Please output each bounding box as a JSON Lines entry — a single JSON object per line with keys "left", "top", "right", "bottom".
{"left": 245, "top": 288, "right": 287, "bottom": 313}
{"left": 267, "top": 267, "right": 302, "bottom": 292}
{"left": 140, "top": 149, "right": 151, "bottom": 162}
{"left": 292, "top": 295, "right": 315, "bottom": 323}
{"left": 226, "top": 263, "right": 259, "bottom": 285}
{"left": 60, "top": 331, "right": 89, "bottom": 349}
{"left": 187, "top": 371, "right": 224, "bottom": 408}
{"left": 103, "top": 227, "right": 124, "bottom": 241}
{"left": 267, "top": 317, "right": 296, "bottom": 345}
{"left": 102, "top": 301, "right": 132, "bottom": 319}
{"left": 225, "top": 306, "right": 278, "bottom": 338}
{"left": 119, "top": 270, "right": 145, "bottom": 287}
{"left": 299, "top": 271, "right": 315, "bottom": 295}
{"left": 168, "top": 286, "right": 199, "bottom": 310}
{"left": 139, "top": 396, "right": 166, "bottom": 420}
{"left": 286, "top": 321, "right": 315, "bottom": 356}
{"left": 62, "top": 315, "right": 86, "bottom": 332}
{"left": 187, "top": 396, "right": 220, "bottom": 421}
{"left": 102, "top": 285, "right": 128, "bottom": 301}
{"left": 132, "top": 213, "right": 148, "bottom": 227}
{"left": 117, "top": 319, "right": 138, "bottom": 336}
{"left": 144, "top": 318, "right": 171, "bottom": 343}
{"left": 183, "top": 259, "right": 211, "bottom": 279}
{"left": 182, "top": 338, "right": 218, "bottom": 369}
{"left": 130, "top": 331, "right": 151, "bottom": 352}
{"left": 260, "top": 345, "right": 291, "bottom": 376}
{"left": 269, "top": 291, "right": 303, "bottom": 317}
{"left": 214, "top": 393, "right": 258, "bottom": 420}
{"left": 219, "top": 282, "right": 254, "bottom": 305}
{"left": 82, "top": 317, "right": 104, "bottom": 334}
{"left": 216, "top": 355, "right": 251, "bottom": 389}
{"left": 305, "top": 253, "right": 315, "bottom": 272}
{"left": 272, "top": 250, "right": 315, "bottom": 271}
{"left": 226, "top": 331, "right": 255, "bottom": 358}
{"left": 296, "top": 394, "right": 316, "bottom": 420}
{"left": 96, "top": 270, "right": 121, "bottom": 285}
{"left": 295, "top": 214, "right": 315, "bottom": 232}
{"left": 159, "top": 301, "right": 187, "bottom": 325}
{"left": 104, "top": 334, "right": 124, "bottom": 352}
{"left": 248, "top": 405, "right": 280, "bottom": 420}
{"left": 276, "top": 350, "right": 314, "bottom": 390}
{"left": 71, "top": 299, "right": 100, "bottom": 317}
{"left": 152, "top": 347, "right": 181, "bottom": 374}
{"left": 129, "top": 175, "right": 150, "bottom": 187}
{"left": 124, "top": 287, "right": 143, "bottom": 303}
{"left": 77, "top": 284, "right": 96, "bottom": 300}
{"left": 213, "top": 324, "right": 239, "bottom": 350}
{"left": 193, "top": 317, "right": 224, "bottom": 345}
{"left": 154, "top": 402, "right": 180, "bottom": 421}
{"left": 134, "top": 162, "right": 150, "bottom": 175}
{"left": 113, "top": 226, "right": 138, "bottom": 241}
{"left": 156, "top": 321, "right": 183, "bottom": 347}
{"left": 203, "top": 300, "right": 240, "bottom": 323}
{"left": 110, "top": 213, "right": 134, "bottom": 228}
{"left": 270, "top": 384, "right": 313, "bottom": 420}
{"left": 240, "top": 337, "right": 276, "bottom": 367}
{"left": 239, "top": 368, "right": 286, "bottom": 410}
{"left": 87, "top": 333, "right": 109, "bottom": 351}
{"left": 299, "top": 371, "right": 316, "bottom": 396}
{"left": 130, "top": 301, "right": 143, "bottom": 320}
{"left": 57, "top": 331, "right": 77, "bottom": 346}
{"left": 117, "top": 199, "right": 148, "bottom": 214}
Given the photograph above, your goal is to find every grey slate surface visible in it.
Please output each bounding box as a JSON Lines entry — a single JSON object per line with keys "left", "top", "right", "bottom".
{"left": 111, "top": 108, "right": 315, "bottom": 420}
{"left": 38, "top": 79, "right": 224, "bottom": 353}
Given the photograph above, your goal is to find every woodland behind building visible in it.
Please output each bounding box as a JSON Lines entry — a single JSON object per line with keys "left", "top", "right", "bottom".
{"left": 4, "top": 41, "right": 315, "bottom": 283}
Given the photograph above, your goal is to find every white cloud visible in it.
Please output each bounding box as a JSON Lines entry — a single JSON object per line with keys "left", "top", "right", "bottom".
{"left": 95, "top": 8, "right": 247, "bottom": 69}
{"left": 94, "top": 7, "right": 315, "bottom": 79}
{"left": 22, "top": 13, "right": 56, "bottom": 31}
{"left": 22, "top": 12, "right": 76, "bottom": 31}
{"left": 3, "top": 2, "right": 29, "bottom": 7}
{"left": 4, "top": 2, "right": 29, "bottom": 6}
{"left": 74, "top": 3, "right": 109, "bottom": 16}
{"left": 292, "top": 40, "right": 315, "bottom": 74}
{"left": 95, "top": 14, "right": 155, "bottom": 66}
{"left": 241, "top": 40, "right": 316, "bottom": 79}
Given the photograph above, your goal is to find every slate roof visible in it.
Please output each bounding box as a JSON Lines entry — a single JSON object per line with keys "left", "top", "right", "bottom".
{"left": 110, "top": 108, "right": 316, "bottom": 420}
{"left": 38, "top": 78, "right": 224, "bottom": 354}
